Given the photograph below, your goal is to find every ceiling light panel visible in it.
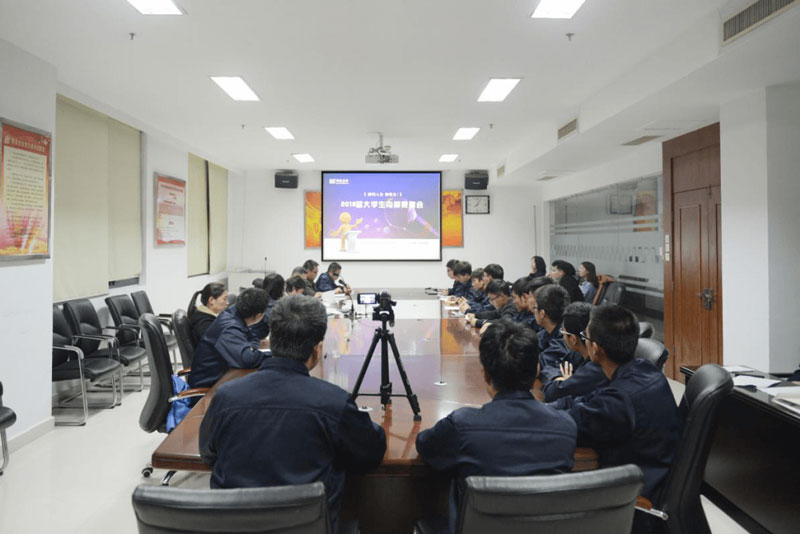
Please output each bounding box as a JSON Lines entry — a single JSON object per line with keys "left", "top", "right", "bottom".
{"left": 453, "top": 128, "right": 480, "bottom": 141}
{"left": 477, "top": 79, "right": 521, "bottom": 102}
{"left": 265, "top": 127, "right": 295, "bottom": 140}
{"left": 210, "top": 77, "right": 260, "bottom": 101}
{"left": 293, "top": 153, "right": 314, "bottom": 163}
{"left": 439, "top": 154, "right": 459, "bottom": 163}
{"left": 127, "top": 0, "right": 183, "bottom": 15}
{"left": 531, "top": 0, "right": 586, "bottom": 19}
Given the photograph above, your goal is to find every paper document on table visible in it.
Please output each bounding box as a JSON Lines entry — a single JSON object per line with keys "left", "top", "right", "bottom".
{"left": 722, "top": 365, "right": 756, "bottom": 373}
{"left": 758, "top": 385, "right": 800, "bottom": 397}
{"left": 772, "top": 395, "right": 800, "bottom": 417}
{"left": 443, "top": 305, "right": 460, "bottom": 310}
{"left": 733, "top": 375, "right": 780, "bottom": 388}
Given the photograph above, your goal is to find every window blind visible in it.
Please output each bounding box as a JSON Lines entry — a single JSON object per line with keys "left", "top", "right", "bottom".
{"left": 207, "top": 162, "right": 228, "bottom": 274}
{"left": 187, "top": 153, "right": 209, "bottom": 275}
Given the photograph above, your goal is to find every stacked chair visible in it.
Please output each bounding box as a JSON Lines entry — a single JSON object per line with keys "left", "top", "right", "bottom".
{"left": 0, "top": 380, "right": 16, "bottom": 475}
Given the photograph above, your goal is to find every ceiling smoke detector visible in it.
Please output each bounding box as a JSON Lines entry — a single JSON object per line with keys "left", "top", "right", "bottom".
{"left": 365, "top": 132, "right": 399, "bottom": 164}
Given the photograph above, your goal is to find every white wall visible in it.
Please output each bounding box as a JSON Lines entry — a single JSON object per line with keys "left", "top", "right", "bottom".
{"left": 0, "top": 39, "right": 57, "bottom": 442}
{"left": 228, "top": 170, "right": 540, "bottom": 288}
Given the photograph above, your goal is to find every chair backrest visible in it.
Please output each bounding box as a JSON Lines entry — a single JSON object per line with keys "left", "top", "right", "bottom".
{"left": 171, "top": 309, "right": 194, "bottom": 368}
{"left": 227, "top": 293, "right": 238, "bottom": 308}
{"left": 634, "top": 338, "right": 669, "bottom": 371}
{"left": 131, "top": 482, "right": 331, "bottom": 534}
{"left": 638, "top": 322, "right": 654, "bottom": 339}
{"left": 138, "top": 313, "right": 174, "bottom": 434}
{"left": 657, "top": 364, "right": 733, "bottom": 533}
{"left": 456, "top": 465, "right": 643, "bottom": 534}
{"left": 599, "top": 282, "right": 626, "bottom": 305}
{"left": 62, "top": 299, "right": 104, "bottom": 355}
{"left": 53, "top": 305, "right": 75, "bottom": 367}
{"left": 131, "top": 290, "right": 154, "bottom": 317}
{"left": 106, "top": 294, "right": 140, "bottom": 346}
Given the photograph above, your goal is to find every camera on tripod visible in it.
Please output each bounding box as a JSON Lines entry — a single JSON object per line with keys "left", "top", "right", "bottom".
{"left": 372, "top": 291, "right": 396, "bottom": 325}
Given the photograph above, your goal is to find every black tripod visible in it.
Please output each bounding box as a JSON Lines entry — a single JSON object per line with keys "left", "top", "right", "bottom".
{"left": 351, "top": 316, "right": 422, "bottom": 421}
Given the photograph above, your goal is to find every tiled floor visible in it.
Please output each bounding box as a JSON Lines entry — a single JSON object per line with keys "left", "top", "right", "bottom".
{"left": 0, "top": 382, "right": 751, "bottom": 533}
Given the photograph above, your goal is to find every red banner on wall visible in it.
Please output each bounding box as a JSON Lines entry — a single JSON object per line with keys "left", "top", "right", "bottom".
{"left": 155, "top": 174, "right": 186, "bottom": 246}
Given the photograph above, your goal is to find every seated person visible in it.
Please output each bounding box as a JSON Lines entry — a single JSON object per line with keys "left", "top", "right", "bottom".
{"left": 187, "top": 282, "right": 228, "bottom": 346}
{"left": 316, "top": 262, "right": 349, "bottom": 295}
{"left": 521, "top": 276, "right": 553, "bottom": 333}
{"left": 449, "top": 261, "right": 472, "bottom": 298}
{"left": 302, "top": 259, "right": 322, "bottom": 298}
{"left": 481, "top": 263, "right": 504, "bottom": 288}
{"left": 199, "top": 295, "right": 386, "bottom": 531}
{"left": 249, "top": 274, "right": 285, "bottom": 340}
{"left": 285, "top": 275, "right": 307, "bottom": 296}
{"left": 578, "top": 261, "right": 600, "bottom": 304}
{"left": 416, "top": 320, "right": 577, "bottom": 534}
{"left": 188, "top": 288, "right": 269, "bottom": 389}
{"left": 441, "top": 259, "right": 460, "bottom": 296}
{"left": 549, "top": 304, "right": 683, "bottom": 504}
{"left": 290, "top": 265, "right": 306, "bottom": 278}
{"left": 510, "top": 277, "right": 536, "bottom": 329}
{"left": 529, "top": 255, "right": 547, "bottom": 278}
{"left": 541, "top": 302, "right": 608, "bottom": 402}
{"left": 467, "top": 280, "right": 516, "bottom": 330}
{"left": 458, "top": 268, "right": 490, "bottom": 314}
{"left": 549, "top": 259, "right": 585, "bottom": 304}
{"left": 531, "top": 284, "right": 583, "bottom": 371}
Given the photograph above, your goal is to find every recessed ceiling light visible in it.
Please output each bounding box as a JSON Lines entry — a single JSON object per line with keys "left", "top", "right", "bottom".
{"left": 439, "top": 154, "right": 459, "bottom": 163}
{"left": 453, "top": 128, "right": 480, "bottom": 141}
{"left": 293, "top": 153, "right": 314, "bottom": 163}
{"left": 210, "top": 77, "right": 260, "bottom": 101}
{"left": 477, "top": 79, "right": 521, "bottom": 102}
{"left": 126, "top": 0, "right": 183, "bottom": 15}
{"left": 531, "top": 0, "right": 586, "bottom": 19}
{"left": 265, "top": 127, "right": 295, "bottom": 140}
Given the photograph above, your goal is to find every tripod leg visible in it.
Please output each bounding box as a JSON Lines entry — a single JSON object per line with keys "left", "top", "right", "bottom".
{"left": 350, "top": 328, "right": 381, "bottom": 400}
{"left": 380, "top": 332, "right": 392, "bottom": 406}
{"left": 387, "top": 333, "right": 422, "bottom": 421}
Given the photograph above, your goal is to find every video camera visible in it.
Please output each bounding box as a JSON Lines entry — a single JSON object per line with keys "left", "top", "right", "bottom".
{"left": 372, "top": 291, "right": 396, "bottom": 326}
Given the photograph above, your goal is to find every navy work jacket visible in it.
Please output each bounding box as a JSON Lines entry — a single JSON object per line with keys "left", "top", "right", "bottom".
{"left": 189, "top": 307, "right": 265, "bottom": 389}
{"left": 541, "top": 357, "right": 609, "bottom": 402}
{"left": 550, "top": 358, "right": 683, "bottom": 500}
{"left": 316, "top": 272, "right": 338, "bottom": 292}
{"left": 199, "top": 357, "right": 386, "bottom": 531}
{"left": 416, "top": 390, "right": 577, "bottom": 533}
{"left": 474, "top": 301, "right": 516, "bottom": 328}
{"left": 465, "top": 289, "right": 491, "bottom": 313}
{"left": 512, "top": 309, "right": 537, "bottom": 330}
{"left": 451, "top": 280, "right": 469, "bottom": 298}
{"left": 538, "top": 323, "right": 583, "bottom": 370}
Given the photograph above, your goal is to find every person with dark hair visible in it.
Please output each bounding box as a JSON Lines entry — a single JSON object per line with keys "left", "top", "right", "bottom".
{"left": 541, "top": 302, "right": 608, "bottom": 402}
{"left": 530, "top": 255, "right": 547, "bottom": 278}
{"left": 187, "top": 283, "right": 228, "bottom": 346}
{"left": 579, "top": 261, "right": 599, "bottom": 304}
{"left": 316, "top": 262, "right": 349, "bottom": 295}
{"left": 285, "top": 275, "right": 307, "bottom": 296}
{"left": 249, "top": 273, "right": 287, "bottom": 340}
{"left": 550, "top": 304, "right": 683, "bottom": 506}
{"left": 188, "top": 287, "right": 270, "bottom": 389}
{"left": 290, "top": 265, "right": 306, "bottom": 278}
{"left": 200, "top": 296, "right": 386, "bottom": 532}
{"left": 417, "top": 320, "right": 577, "bottom": 533}
{"left": 467, "top": 280, "right": 516, "bottom": 330}
{"left": 450, "top": 261, "right": 472, "bottom": 298}
{"left": 521, "top": 276, "right": 553, "bottom": 334}
{"left": 482, "top": 263, "right": 504, "bottom": 285}
{"left": 441, "top": 259, "right": 460, "bottom": 296}
{"left": 531, "top": 285, "right": 583, "bottom": 372}
{"left": 549, "top": 260, "right": 584, "bottom": 304}
{"left": 458, "top": 268, "right": 491, "bottom": 314}
{"left": 302, "top": 259, "right": 322, "bottom": 298}
{"left": 510, "top": 277, "right": 536, "bottom": 329}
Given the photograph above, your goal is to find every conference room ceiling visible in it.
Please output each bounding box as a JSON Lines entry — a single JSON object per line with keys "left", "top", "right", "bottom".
{"left": 0, "top": 0, "right": 763, "bottom": 174}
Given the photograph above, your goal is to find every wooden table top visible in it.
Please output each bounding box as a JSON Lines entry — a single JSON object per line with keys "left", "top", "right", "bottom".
{"left": 153, "top": 301, "right": 598, "bottom": 473}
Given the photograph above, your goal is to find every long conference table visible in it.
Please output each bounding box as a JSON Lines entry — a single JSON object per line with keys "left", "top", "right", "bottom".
{"left": 152, "top": 289, "right": 598, "bottom": 534}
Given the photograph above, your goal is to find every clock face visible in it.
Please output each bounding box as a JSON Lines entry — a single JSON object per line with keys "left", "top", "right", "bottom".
{"left": 466, "top": 195, "right": 490, "bottom": 214}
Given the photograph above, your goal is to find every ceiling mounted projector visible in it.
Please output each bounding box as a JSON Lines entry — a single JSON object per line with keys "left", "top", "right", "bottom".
{"left": 365, "top": 132, "right": 399, "bottom": 164}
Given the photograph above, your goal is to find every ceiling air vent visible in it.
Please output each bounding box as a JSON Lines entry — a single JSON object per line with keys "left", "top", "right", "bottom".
{"left": 537, "top": 170, "right": 571, "bottom": 181}
{"left": 622, "top": 135, "right": 662, "bottom": 146}
{"left": 557, "top": 118, "right": 578, "bottom": 141}
{"left": 723, "top": 0, "right": 798, "bottom": 44}
{"left": 496, "top": 164, "right": 505, "bottom": 178}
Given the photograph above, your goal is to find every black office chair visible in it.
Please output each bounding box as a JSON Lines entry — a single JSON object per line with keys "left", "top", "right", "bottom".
{"left": 171, "top": 309, "right": 194, "bottom": 368}
{"left": 52, "top": 305, "right": 123, "bottom": 425}
{"left": 138, "top": 313, "right": 206, "bottom": 484}
{"left": 639, "top": 321, "right": 655, "bottom": 339}
{"left": 0, "top": 381, "right": 17, "bottom": 475}
{"left": 131, "top": 482, "right": 339, "bottom": 534}
{"left": 227, "top": 293, "right": 238, "bottom": 307}
{"left": 635, "top": 338, "right": 669, "bottom": 371}
{"left": 635, "top": 364, "right": 733, "bottom": 533}
{"left": 598, "top": 282, "right": 626, "bottom": 305}
{"left": 414, "top": 465, "right": 643, "bottom": 534}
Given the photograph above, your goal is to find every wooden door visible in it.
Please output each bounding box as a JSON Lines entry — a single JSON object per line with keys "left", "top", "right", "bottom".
{"left": 663, "top": 124, "right": 722, "bottom": 378}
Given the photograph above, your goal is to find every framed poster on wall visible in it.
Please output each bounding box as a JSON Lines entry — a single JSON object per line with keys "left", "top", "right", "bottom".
{"left": 304, "top": 190, "right": 322, "bottom": 248}
{"left": 155, "top": 173, "right": 186, "bottom": 246}
{"left": 0, "top": 119, "right": 52, "bottom": 260}
{"left": 441, "top": 189, "right": 463, "bottom": 247}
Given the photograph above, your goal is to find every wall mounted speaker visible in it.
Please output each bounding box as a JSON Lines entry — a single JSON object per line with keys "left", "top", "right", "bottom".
{"left": 465, "top": 170, "right": 489, "bottom": 190}
{"left": 275, "top": 170, "right": 298, "bottom": 189}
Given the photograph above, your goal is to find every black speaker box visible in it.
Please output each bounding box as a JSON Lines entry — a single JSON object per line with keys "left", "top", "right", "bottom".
{"left": 275, "top": 171, "right": 298, "bottom": 189}
{"left": 465, "top": 170, "right": 489, "bottom": 190}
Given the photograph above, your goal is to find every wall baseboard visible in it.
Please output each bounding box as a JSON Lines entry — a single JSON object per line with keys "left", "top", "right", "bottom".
{"left": 8, "top": 416, "right": 55, "bottom": 453}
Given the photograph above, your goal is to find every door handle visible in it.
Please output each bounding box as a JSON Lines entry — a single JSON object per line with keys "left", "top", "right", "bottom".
{"left": 697, "top": 288, "right": 714, "bottom": 310}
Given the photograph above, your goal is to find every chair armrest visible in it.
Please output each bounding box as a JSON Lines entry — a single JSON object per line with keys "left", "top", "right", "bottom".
{"left": 71, "top": 333, "right": 119, "bottom": 349}
{"left": 176, "top": 368, "right": 191, "bottom": 377}
{"left": 104, "top": 324, "right": 141, "bottom": 332}
{"left": 635, "top": 496, "right": 668, "bottom": 521}
{"left": 168, "top": 388, "right": 209, "bottom": 402}
{"left": 53, "top": 345, "right": 85, "bottom": 360}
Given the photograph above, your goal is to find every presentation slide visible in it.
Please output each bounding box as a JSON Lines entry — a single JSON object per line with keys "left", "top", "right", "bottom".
{"left": 322, "top": 171, "right": 441, "bottom": 261}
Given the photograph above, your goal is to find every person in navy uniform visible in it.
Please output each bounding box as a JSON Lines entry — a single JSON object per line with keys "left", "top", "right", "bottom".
{"left": 541, "top": 301, "right": 608, "bottom": 402}
{"left": 550, "top": 304, "right": 683, "bottom": 508}
{"left": 189, "top": 288, "right": 270, "bottom": 389}
{"left": 510, "top": 277, "right": 537, "bottom": 329}
{"left": 200, "top": 295, "right": 386, "bottom": 533}
{"left": 441, "top": 258, "right": 460, "bottom": 296}
{"left": 302, "top": 259, "right": 322, "bottom": 298}
{"left": 458, "top": 268, "right": 491, "bottom": 314}
{"left": 467, "top": 279, "right": 516, "bottom": 330}
{"left": 520, "top": 276, "right": 553, "bottom": 333}
{"left": 416, "top": 320, "right": 577, "bottom": 534}
{"left": 449, "top": 261, "right": 472, "bottom": 298}
{"left": 530, "top": 284, "right": 583, "bottom": 371}
{"left": 316, "top": 262, "right": 349, "bottom": 295}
